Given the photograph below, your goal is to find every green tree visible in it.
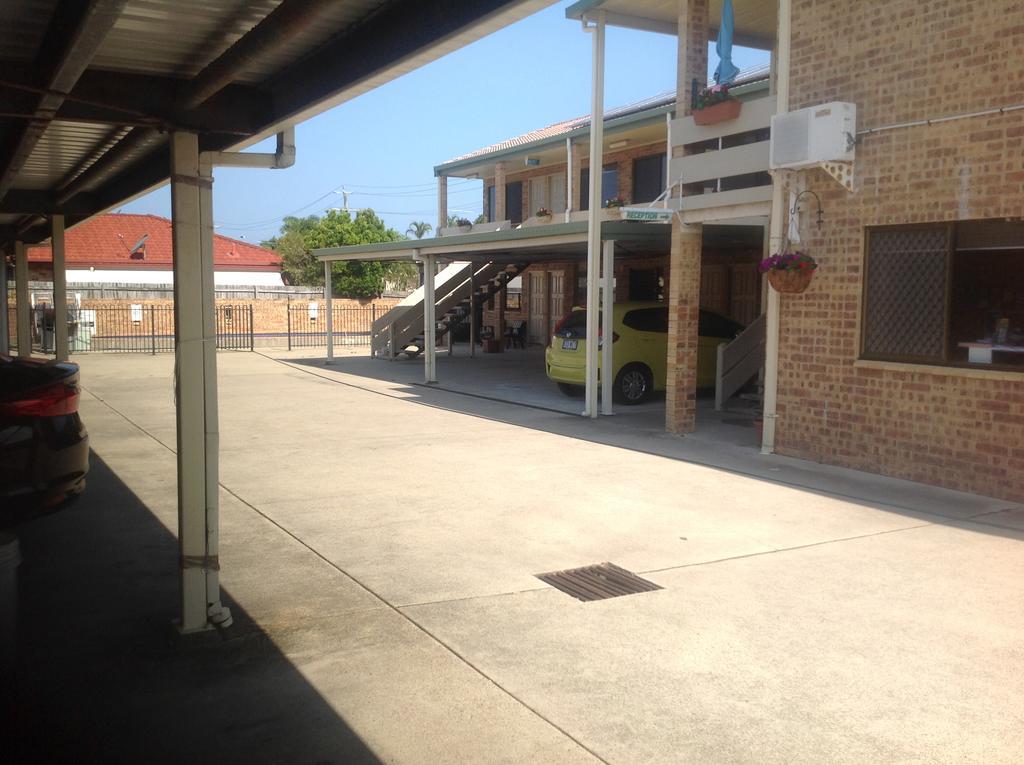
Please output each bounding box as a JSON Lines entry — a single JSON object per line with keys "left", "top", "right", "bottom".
{"left": 264, "top": 209, "right": 416, "bottom": 298}
{"left": 406, "top": 220, "right": 433, "bottom": 239}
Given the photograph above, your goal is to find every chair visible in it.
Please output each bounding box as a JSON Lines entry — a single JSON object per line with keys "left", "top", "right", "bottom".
{"left": 505, "top": 320, "right": 526, "bottom": 349}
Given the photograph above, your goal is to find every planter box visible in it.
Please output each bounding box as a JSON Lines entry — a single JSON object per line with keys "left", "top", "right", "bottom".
{"left": 482, "top": 338, "right": 502, "bottom": 353}
{"left": 692, "top": 99, "right": 742, "bottom": 126}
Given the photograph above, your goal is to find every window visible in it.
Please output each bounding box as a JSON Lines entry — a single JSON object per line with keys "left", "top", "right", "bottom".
{"left": 580, "top": 164, "right": 619, "bottom": 210}
{"left": 622, "top": 307, "right": 668, "bottom": 333}
{"left": 632, "top": 154, "right": 666, "bottom": 203}
{"left": 505, "top": 181, "right": 523, "bottom": 224}
{"left": 486, "top": 185, "right": 496, "bottom": 222}
{"left": 862, "top": 221, "right": 1024, "bottom": 369}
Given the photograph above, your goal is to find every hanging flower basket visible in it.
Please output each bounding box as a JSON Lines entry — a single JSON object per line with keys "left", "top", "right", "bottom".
{"left": 759, "top": 250, "right": 818, "bottom": 294}
{"left": 693, "top": 98, "right": 742, "bottom": 125}
{"left": 767, "top": 268, "right": 815, "bottom": 294}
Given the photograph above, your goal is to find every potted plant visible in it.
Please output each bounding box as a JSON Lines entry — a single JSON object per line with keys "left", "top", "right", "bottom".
{"left": 759, "top": 250, "right": 818, "bottom": 294}
{"left": 692, "top": 84, "right": 742, "bottom": 126}
{"left": 604, "top": 197, "right": 625, "bottom": 209}
{"left": 454, "top": 217, "right": 472, "bottom": 231}
{"left": 535, "top": 206, "right": 553, "bottom": 219}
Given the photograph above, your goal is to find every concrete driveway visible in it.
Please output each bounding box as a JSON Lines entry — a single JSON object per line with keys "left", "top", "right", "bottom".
{"left": 10, "top": 350, "right": 1024, "bottom": 764}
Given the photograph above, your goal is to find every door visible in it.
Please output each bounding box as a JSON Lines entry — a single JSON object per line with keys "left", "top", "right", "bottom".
{"left": 700, "top": 264, "right": 730, "bottom": 316}
{"left": 730, "top": 263, "right": 761, "bottom": 326}
{"left": 548, "top": 271, "right": 565, "bottom": 336}
{"left": 505, "top": 181, "right": 523, "bottom": 224}
{"left": 529, "top": 271, "right": 548, "bottom": 343}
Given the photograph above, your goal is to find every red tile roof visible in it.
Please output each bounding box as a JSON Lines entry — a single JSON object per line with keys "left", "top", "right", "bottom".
{"left": 27, "top": 214, "right": 281, "bottom": 272}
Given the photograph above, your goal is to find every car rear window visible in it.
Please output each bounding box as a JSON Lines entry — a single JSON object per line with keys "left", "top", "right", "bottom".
{"left": 555, "top": 310, "right": 589, "bottom": 339}
{"left": 622, "top": 307, "right": 668, "bottom": 333}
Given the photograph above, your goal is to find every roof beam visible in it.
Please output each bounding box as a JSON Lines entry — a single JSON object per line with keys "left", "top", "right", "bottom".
{"left": 267, "top": 0, "right": 523, "bottom": 126}
{"left": 0, "top": 63, "right": 274, "bottom": 136}
{"left": 0, "top": 190, "right": 99, "bottom": 215}
{"left": 0, "top": 0, "right": 127, "bottom": 202}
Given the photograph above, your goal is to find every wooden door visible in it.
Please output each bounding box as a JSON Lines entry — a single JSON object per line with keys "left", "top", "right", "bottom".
{"left": 730, "top": 263, "right": 761, "bottom": 326}
{"left": 700, "top": 264, "right": 730, "bottom": 316}
{"left": 529, "top": 271, "right": 548, "bottom": 344}
{"left": 548, "top": 271, "right": 565, "bottom": 336}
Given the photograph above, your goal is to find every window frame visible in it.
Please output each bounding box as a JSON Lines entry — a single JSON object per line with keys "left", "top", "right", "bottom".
{"left": 860, "top": 221, "right": 1024, "bottom": 373}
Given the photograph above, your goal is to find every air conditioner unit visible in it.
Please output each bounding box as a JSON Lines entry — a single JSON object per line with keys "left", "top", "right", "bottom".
{"left": 770, "top": 102, "right": 856, "bottom": 170}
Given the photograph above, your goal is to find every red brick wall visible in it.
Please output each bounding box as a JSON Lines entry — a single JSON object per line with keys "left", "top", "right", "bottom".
{"left": 777, "top": 0, "right": 1024, "bottom": 500}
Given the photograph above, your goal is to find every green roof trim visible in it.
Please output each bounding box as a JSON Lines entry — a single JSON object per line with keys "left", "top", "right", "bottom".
{"left": 314, "top": 220, "right": 670, "bottom": 262}
{"left": 433, "top": 103, "right": 675, "bottom": 176}
{"left": 564, "top": 0, "right": 605, "bottom": 20}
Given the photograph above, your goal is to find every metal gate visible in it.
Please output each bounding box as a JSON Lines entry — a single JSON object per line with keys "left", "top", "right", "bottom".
{"left": 11, "top": 304, "right": 254, "bottom": 354}
{"left": 286, "top": 305, "right": 376, "bottom": 349}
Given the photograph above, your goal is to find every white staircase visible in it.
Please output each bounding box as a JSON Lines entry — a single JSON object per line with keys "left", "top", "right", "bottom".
{"left": 714, "top": 313, "right": 766, "bottom": 410}
{"left": 370, "top": 260, "right": 527, "bottom": 358}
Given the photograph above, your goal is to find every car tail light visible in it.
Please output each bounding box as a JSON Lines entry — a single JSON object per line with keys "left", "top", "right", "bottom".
{"left": 0, "top": 381, "right": 80, "bottom": 417}
{"left": 552, "top": 312, "right": 573, "bottom": 336}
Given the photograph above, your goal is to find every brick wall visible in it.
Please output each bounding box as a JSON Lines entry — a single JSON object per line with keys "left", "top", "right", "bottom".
{"left": 70, "top": 297, "right": 398, "bottom": 339}
{"left": 777, "top": 0, "right": 1024, "bottom": 500}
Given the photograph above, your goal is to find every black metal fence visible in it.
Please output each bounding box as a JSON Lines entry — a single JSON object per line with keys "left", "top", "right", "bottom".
{"left": 286, "top": 305, "right": 376, "bottom": 349}
{"left": 7, "top": 304, "right": 254, "bottom": 354}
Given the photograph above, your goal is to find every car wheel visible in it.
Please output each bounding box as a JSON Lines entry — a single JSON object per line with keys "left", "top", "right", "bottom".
{"left": 557, "top": 382, "right": 585, "bottom": 398}
{"left": 614, "top": 364, "right": 653, "bottom": 405}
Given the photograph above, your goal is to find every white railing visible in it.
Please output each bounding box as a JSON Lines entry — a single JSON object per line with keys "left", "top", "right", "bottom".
{"left": 715, "top": 312, "right": 766, "bottom": 410}
{"left": 669, "top": 95, "right": 776, "bottom": 219}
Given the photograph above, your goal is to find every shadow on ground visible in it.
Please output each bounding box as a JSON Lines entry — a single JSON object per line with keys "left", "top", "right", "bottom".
{"left": 274, "top": 351, "right": 1024, "bottom": 539}
{"left": 3, "top": 452, "right": 381, "bottom": 765}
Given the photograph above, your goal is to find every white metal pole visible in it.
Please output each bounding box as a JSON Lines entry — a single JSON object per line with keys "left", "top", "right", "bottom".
{"left": 437, "top": 175, "right": 448, "bottom": 232}
{"left": 423, "top": 253, "right": 436, "bottom": 383}
{"left": 170, "top": 132, "right": 229, "bottom": 634}
{"left": 762, "top": 0, "right": 791, "bottom": 455}
{"left": 52, "top": 215, "right": 68, "bottom": 361}
{"left": 583, "top": 11, "right": 606, "bottom": 419}
{"left": 469, "top": 264, "right": 476, "bottom": 358}
{"left": 0, "top": 256, "right": 8, "bottom": 356}
{"left": 14, "top": 241, "right": 30, "bottom": 358}
{"left": 324, "top": 260, "right": 334, "bottom": 363}
{"left": 600, "top": 239, "right": 615, "bottom": 415}
{"left": 565, "top": 137, "right": 574, "bottom": 222}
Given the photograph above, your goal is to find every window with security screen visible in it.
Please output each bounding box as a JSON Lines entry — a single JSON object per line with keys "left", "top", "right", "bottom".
{"left": 862, "top": 222, "right": 1024, "bottom": 370}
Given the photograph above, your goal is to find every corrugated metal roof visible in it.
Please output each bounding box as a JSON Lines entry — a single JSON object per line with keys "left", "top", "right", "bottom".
{"left": 17, "top": 122, "right": 125, "bottom": 191}
{"left": 440, "top": 63, "right": 771, "bottom": 167}
{"left": 0, "top": 0, "right": 59, "bottom": 62}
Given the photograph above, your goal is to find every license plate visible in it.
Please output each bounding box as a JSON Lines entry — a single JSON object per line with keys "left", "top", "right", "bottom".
{"left": 561, "top": 339, "right": 578, "bottom": 351}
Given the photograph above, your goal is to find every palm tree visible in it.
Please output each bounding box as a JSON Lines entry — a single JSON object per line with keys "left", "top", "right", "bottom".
{"left": 406, "top": 220, "right": 432, "bottom": 239}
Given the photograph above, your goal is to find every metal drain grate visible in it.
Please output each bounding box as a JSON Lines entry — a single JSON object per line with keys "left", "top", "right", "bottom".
{"left": 535, "top": 562, "right": 663, "bottom": 602}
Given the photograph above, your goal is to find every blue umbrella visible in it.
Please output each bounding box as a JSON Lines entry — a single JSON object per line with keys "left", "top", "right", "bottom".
{"left": 714, "top": 0, "right": 740, "bottom": 86}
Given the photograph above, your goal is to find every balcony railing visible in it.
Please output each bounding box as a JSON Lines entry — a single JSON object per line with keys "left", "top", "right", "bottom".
{"left": 669, "top": 94, "right": 776, "bottom": 219}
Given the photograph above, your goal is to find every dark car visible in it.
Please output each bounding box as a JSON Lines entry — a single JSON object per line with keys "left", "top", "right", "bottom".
{"left": 1, "top": 355, "right": 88, "bottom": 512}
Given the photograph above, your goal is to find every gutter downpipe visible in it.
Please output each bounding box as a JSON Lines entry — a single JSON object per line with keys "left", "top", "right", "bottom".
{"left": 582, "top": 11, "right": 606, "bottom": 418}
{"left": 761, "top": 0, "right": 791, "bottom": 454}
{"left": 324, "top": 259, "right": 334, "bottom": 364}
{"left": 565, "top": 137, "right": 573, "bottom": 222}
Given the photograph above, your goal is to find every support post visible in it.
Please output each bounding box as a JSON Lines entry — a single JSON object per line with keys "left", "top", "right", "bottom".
{"left": 600, "top": 239, "right": 615, "bottom": 415}
{"left": 565, "top": 138, "right": 574, "bottom": 222}
{"left": 423, "top": 253, "right": 436, "bottom": 383}
{"left": 14, "top": 241, "right": 30, "bottom": 358}
{"left": 324, "top": 260, "right": 334, "bottom": 363}
{"left": 762, "top": 0, "right": 791, "bottom": 455}
{"left": 0, "top": 256, "right": 8, "bottom": 356}
{"left": 52, "top": 215, "right": 69, "bottom": 361}
{"left": 495, "top": 162, "right": 507, "bottom": 222}
{"left": 170, "top": 132, "right": 230, "bottom": 634}
{"left": 583, "top": 11, "right": 606, "bottom": 418}
{"left": 469, "top": 264, "right": 477, "bottom": 358}
{"left": 437, "top": 175, "right": 448, "bottom": 231}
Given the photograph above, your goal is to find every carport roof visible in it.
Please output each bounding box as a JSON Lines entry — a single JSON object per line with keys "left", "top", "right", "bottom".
{"left": 314, "top": 220, "right": 671, "bottom": 264}
{"left": 0, "top": 0, "right": 550, "bottom": 250}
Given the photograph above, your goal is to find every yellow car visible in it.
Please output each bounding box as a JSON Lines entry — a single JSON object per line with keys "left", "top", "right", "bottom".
{"left": 544, "top": 302, "right": 744, "bottom": 404}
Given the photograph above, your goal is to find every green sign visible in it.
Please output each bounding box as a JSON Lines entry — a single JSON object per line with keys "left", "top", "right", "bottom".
{"left": 621, "top": 207, "right": 673, "bottom": 223}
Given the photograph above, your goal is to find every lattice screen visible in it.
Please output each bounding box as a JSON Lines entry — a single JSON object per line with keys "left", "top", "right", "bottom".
{"left": 863, "top": 226, "right": 950, "bottom": 361}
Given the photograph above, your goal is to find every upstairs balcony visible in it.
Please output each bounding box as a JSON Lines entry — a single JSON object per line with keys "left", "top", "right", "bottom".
{"left": 670, "top": 93, "right": 776, "bottom": 222}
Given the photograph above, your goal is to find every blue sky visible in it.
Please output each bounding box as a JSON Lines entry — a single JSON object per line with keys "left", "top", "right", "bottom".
{"left": 122, "top": 1, "right": 769, "bottom": 245}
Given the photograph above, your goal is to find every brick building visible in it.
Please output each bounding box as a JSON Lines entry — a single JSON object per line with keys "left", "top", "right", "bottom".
{"left": 317, "top": 0, "right": 1024, "bottom": 504}
{"left": 26, "top": 213, "right": 284, "bottom": 285}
